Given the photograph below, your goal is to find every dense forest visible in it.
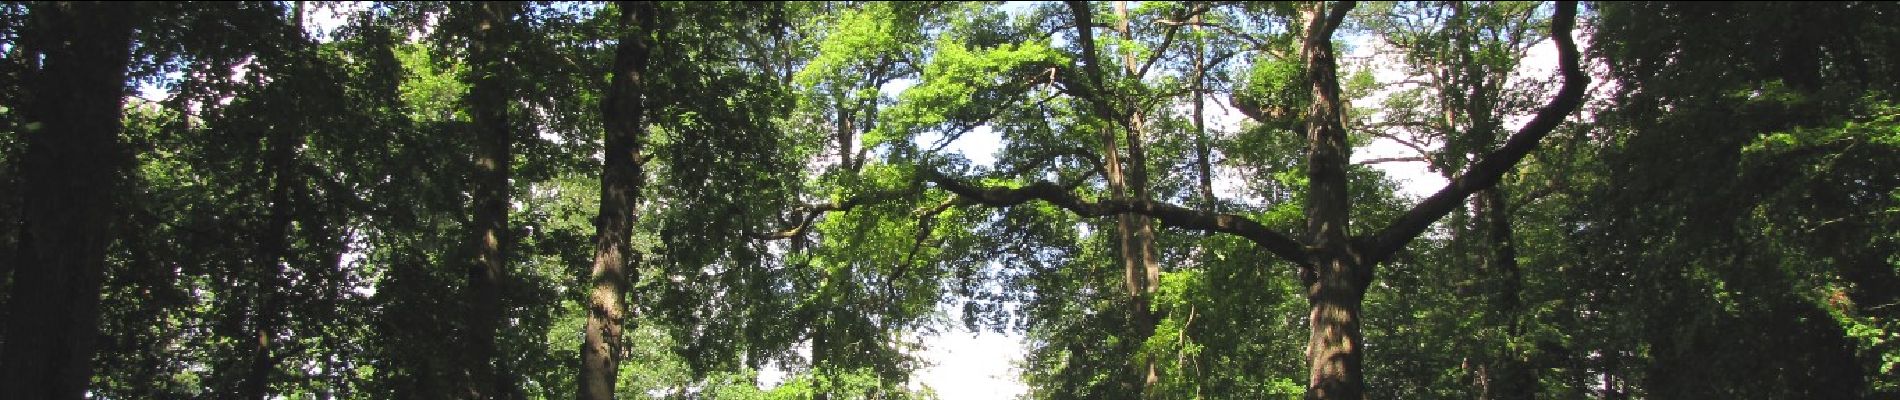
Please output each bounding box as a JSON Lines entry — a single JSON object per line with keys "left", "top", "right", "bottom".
{"left": 0, "top": 1, "right": 1896, "bottom": 399}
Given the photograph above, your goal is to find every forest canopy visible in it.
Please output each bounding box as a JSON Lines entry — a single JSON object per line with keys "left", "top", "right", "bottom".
{"left": 0, "top": 1, "right": 1896, "bottom": 399}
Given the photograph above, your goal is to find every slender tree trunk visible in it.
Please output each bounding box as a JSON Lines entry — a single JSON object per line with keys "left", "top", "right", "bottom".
{"left": 464, "top": 2, "right": 520, "bottom": 399}
{"left": 1113, "top": 1, "right": 1162, "bottom": 393}
{"left": 1475, "top": 188, "right": 1535, "bottom": 400}
{"left": 0, "top": 3, "right": 137, "bottom": 399}
{"left": 241, "top": 5, "right": 308, "bottom": 399}
{"left": 242, "top": 92, "right": 299, "bottom": 400}
{"left": 1191, "top": 13, "right": 1215, "bottom": 211}
{"left": 1300, "top": 2, "right": 1367, "bottom": 400}
{"left": 580, "top": 2, "right": 657, "bottom": 399}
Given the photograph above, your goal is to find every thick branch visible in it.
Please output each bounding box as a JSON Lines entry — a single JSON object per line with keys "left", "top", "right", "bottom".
{"left": 1319, "top": 0, "right": 1354, "bottom": 38}
{"left": 1360, "top": 1, "right": 1587, "bottom": 264}
{"left": 923, "top": 170, "right": 1310, "bottom": 265}
{"left": 1063, "top": 0, "right": 1128, "bottom": 125}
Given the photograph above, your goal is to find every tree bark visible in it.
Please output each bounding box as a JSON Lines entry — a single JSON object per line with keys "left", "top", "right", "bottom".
{"left": 464, "top": 2, "right": 521, "bottom": 399}
{"left": 579, "top": 2, "right": 657, "bottom": 399}
{"left": 0, "top": 2, "right": 137, "bottom": 399}
{"left": 1297, "top": 3, "right": 1368, "bottom": 399}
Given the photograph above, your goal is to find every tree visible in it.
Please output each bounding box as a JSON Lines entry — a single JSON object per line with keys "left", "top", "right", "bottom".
{"left": 1358, "top": 2, "right": 1554, "bottom": 397}
{"left": 917, "top": 2, "right": 1584, "bottom": 398}
{"left": 8, "top": 2, "right": 1898, "bottom": 398}
{"left": 1573, "top": 2, "right": 1900, "bottom": 397}
{"left": 580, "top": 1, "right": 657, "bottom": 399}
{"left": 451, "top": 2, "right": 527, "bottom": 398}
{"left": 0, "top": 2, "right": 139, "bottom": 398}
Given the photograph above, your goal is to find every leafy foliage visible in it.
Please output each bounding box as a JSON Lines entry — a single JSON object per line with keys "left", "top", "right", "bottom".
{"left": 0, "top": 2, "right": 1895, "bottom": 399}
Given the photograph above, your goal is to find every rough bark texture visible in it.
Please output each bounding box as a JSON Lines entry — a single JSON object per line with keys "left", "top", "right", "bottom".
{"left": 1297, "top": 3, "right": 1367, "bottom": 399}
{"left": 579, "top": 2, "right": 656, "bottom": 399}
{"left": 0, "top": 2, "right": 137, "bottom": 399}
{"left": 464, "top": 2, "right": 520, "bottom": 399}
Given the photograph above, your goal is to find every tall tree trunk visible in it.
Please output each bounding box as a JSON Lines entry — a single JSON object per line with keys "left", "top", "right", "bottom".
{"left": 1475, "top": 188, "right": 1535, "bottom": 400}
{"left": 242, "top": 91, "right": 299, "bottom": 400}
{"left": 579, "top": 2, "right": 657, "bottom": 399}
{"left": 1299, "top": 2, "right": 1367, "bottom": 400}
{"left": 1113, "top": 1, "right": 1162, "bottom": 393}
{"left": 0, "top": 2, "right": 137, "bottom": 399}
{"left": 464, "top": 2, "right": 520, "bottom": 399}
{"left": 241, "top": 4, "right": 307, "bottom": 399}
{"left": 1191, "top": 12, "right": 1215, "bottom": 211}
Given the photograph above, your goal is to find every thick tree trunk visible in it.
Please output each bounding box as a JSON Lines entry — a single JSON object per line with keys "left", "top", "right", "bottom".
{"left": 579, "top": 2, "right": 657, "bottom": 399}
{"left": 464, "top": 2, "right": 520, "bottom": 399}
{"left": 1304, "top": 257, "right": 1368, "bottom": 400}
{"left": 0, "top": 3, "right": 137, "bottom": 399}
{"left": 1300, "top": 2, "right": 1366, "bottom": 400}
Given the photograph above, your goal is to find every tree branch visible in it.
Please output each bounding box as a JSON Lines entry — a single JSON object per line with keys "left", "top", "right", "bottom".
{"left": 1064, "top": 0, "right": 1129, "bottom": 126}
{"left": 1359, "top": 0, "right": 1587, "bottom": 264}
{"left": 1134, "top": 3, "right": 1206, "bottom": 80}
{"left": 922, "top": 169, "right": 1311, "bottom": 265}
{"left": 1354, "top": 156, "right": 1427, "bottom": 166}
{"left": 749, "top": 189, "right": 910, "bottom": 241}
{"left": 1321, "top": 0, "right": 1354, "bottom": 38}
{"left": 1160, "top": 20, "right": 1285, "bottom": 59}
{"left": 1363, "top": 129, "right": 1443, "bottom": 172}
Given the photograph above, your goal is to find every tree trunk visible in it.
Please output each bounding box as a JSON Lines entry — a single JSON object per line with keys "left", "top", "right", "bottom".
{"left": 1114, "top": 1, "right": 1162, "bottom": 393}
{"left": 1303, "top": 257, "right": 1368, "bottom": 400}
{"left": 241, "top": 4, "right": 308, "bottom": 399}
{"left": 464, "top": 2, "right": 520, "bottom": 399}
{"left": 1061, "top": 2, "right": 1143, "bottom": 394}
{"left": 0, "top": 2, "right": 137, "bottom": 399}
{"left": 1300, "top": 2, "right": 1367, "bottom": 400}
{"left": 1191, "top": 12, "right": 1215, "bottom": 211}
{"left": 241, "top": 90, "right": 299, "bottom": 400}
{"left": 1475, "top": 188, "right": 1535, "bottom": 400}
{"left": 579, "top": 2, "right": 657, "bottom": 399}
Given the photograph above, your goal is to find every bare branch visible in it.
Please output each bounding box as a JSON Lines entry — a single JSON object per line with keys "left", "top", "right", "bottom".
{"left": 1134, "top": 4, "right": 1202, "bottom": 80}
{"left": 1354, "top": 156, "right": 1428, "bottom": 166}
